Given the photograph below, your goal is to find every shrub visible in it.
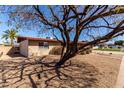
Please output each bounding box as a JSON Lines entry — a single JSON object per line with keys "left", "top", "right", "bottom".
{"left": 79, "top": 48, "right": 92, "bottom": 55}
{"left": 49, "top": 46, "right": 92, "bottom": 55}
{"left": 79, "top": 51, "right": 86, "bottom": 55}
{"left": 49, "top": 46, "right": 63, "bottom": 55}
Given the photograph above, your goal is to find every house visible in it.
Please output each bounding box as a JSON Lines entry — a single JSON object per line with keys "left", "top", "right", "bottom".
{"left": 93, "top": 43, "right": 121, "bottom": 49}
{"left": 17, "top": 36, "right": 87, "bottom": 57}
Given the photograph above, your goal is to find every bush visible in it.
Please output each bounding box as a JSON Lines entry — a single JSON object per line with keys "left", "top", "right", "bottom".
{"left": 79, "top": 51, "right": 86, "bottom": 55}
{"left": 79, "top": 48, "right": 92, "bottom": 55}
{"left": 49, "top": 46, "right": 63, "bottom": 55}
{"left": 49, "top": 46, "right": 92, "bottom": 55}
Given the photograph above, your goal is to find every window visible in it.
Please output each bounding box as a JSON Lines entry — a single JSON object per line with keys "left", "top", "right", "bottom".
{"left": 39, "top": 42, "right": 44, "bottom": 47}
{"left": 43, "top": 42, "right": 49, "bottom": 48}
{"left": 39, "top": 42, "right": 49, "bottom": 48}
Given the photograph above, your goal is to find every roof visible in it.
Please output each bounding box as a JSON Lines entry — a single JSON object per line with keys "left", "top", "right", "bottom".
{"left": 17, "top": 36, "right": 86, "bottom": 45}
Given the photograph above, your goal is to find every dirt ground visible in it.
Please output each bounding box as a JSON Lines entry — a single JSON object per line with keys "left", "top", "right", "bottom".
{"left": 74, "top": 53, "right": 123, "bottom": 87}
{"left": 0, "top": 53, "right": 123, "bottom": 88}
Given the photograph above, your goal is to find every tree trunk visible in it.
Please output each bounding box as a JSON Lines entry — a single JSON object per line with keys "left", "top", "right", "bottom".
{"left": 55, "top": 52, "right": 76, "bottom": 68}
{"left": 55, "top": 57, "right": 68, "bottom": 68}
{"left": 10, "top": 38, "right": 14, "bottom": 46}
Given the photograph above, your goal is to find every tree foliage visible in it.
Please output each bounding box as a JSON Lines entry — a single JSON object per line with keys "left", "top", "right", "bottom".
{"left": 115, "top": 40, "right": 124, "bottom": 46}
{"left": 2, "top": 29, "right": 18, "bottom": 46}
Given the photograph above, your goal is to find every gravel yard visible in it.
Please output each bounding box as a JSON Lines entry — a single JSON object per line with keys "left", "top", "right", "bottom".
{"left": 0, "top": 53, "right": 123, "bottom": 88}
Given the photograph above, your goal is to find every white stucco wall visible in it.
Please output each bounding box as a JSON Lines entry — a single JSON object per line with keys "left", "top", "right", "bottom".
{"left": 20, "top": 40, "right": 28, "bottom": 57}
{"left": 28, "top": 40, "right": 60, "bottom": 57}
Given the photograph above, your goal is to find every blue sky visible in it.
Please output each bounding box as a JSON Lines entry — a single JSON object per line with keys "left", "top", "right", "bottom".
{"left": 0, "top": 13, "right": 52, "bottom": 44}
{"left": 0, "top": 6, "right": 124, "bottom": 44}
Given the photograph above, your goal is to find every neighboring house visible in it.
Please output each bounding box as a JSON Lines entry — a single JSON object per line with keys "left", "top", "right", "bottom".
{"left": 93, "top": 43, "right": 107, "bottom": 49}
{"left": 94, "top": 43, "right": 120, "bottom": 49}
{"left": 17, "top": 36, "right": 87, "bottom": 57}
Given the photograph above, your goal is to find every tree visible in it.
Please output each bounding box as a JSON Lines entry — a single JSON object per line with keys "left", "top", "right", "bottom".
{"left": 32, "top": 5, "right": 124, "bottom": 69}
{"left": 2, "top": 29, "right": 18, "bottom": 46}
{"left": 115, "top": 40, "right": 124, "bottom": 46}
{"left": 1, "top": 5, "right": 124, "bottom": 72}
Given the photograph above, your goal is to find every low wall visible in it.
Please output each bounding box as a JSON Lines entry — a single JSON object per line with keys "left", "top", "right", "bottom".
{"left": 20, "top": 40, "right": 28, "bottom": 57}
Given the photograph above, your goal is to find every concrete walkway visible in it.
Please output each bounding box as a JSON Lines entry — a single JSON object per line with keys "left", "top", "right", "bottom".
{"left": 115, "top": 53, "right": 124, "bottom": 88}
{"left": 93, "top": 50, "right": 124, "bottom": 55}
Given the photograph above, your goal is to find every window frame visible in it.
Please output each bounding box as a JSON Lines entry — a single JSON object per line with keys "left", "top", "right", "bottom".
{"left": 39, "top": 42, "right": 49, "bottom": 49}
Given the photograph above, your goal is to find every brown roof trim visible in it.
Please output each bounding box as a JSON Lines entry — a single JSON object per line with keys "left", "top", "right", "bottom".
{"left": 17, "top": 36, "right": 86, "bottom": 45}
{"left": 17, "top": 36, "right": 60, "bottom": 43}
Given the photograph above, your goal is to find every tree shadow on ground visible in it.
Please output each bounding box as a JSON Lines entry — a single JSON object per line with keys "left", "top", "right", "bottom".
{"left": 0, "top": 55, "right": 99, "bottom": 88}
